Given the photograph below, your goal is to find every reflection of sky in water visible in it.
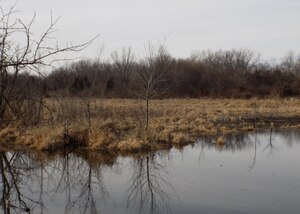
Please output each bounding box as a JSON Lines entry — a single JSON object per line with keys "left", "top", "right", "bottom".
{"left": 1, "top": 129, "right": 300, "bottom": 214}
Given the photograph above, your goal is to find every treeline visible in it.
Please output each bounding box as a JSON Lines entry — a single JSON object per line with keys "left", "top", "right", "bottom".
{"left": 20, "top": 49, "right": 300, "bottom": 99}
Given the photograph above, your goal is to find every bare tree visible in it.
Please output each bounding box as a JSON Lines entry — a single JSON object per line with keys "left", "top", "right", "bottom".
{"left": 111, "top": 47, "right": 135, "bottom": 97}
{"left": 135, "top": 42, "right": 173, "bottom": 131}
{"left": 0, "top": 4, "right": 96, "bottom": 125}
{"left": 281, "top": 51, "right": 298, "bottom": 73}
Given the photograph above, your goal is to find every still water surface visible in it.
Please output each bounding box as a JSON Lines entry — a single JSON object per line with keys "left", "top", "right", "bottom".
{"left": 1, "top": 129, "right": 300, "bottom": 214}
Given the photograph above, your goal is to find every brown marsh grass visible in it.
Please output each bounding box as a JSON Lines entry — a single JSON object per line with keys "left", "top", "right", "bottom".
{"left": 1, "top": 98, "right": 300, "bottom": 153}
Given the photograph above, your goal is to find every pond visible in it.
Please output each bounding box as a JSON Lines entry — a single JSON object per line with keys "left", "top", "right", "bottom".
{"left": 1, "top": 129, "right": 300, "bottom": 214}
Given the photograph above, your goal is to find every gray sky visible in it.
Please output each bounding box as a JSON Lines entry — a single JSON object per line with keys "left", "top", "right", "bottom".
{"left": 1, "top": 0, "right": 300, "bottom": 61}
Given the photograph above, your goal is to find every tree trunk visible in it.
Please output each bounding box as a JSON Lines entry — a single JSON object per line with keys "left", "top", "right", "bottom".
{"left": 146, "top": 97, "right": 149, "bottom": 131}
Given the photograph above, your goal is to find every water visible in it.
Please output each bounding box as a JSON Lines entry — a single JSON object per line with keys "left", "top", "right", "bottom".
{"left": 1, "top": 129, "right": 300, "bottom": 214}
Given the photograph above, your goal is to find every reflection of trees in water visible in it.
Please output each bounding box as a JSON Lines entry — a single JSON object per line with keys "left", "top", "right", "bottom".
{"left": 197, "top": 133, "right": 252, "bottom": 166}
{"left": 248, "top": 131, "right": 258, "bottom": 170}
{"left": 1, "top": 129, "right": 300, "bottom": 213}
{"left": 273, "top": 129, "right": 300, "bottom": 147}
{"left": 263, "top": 128, "right": 276, "bottom": 155}
{"left": 197, "top": 129, "right": 300, "bottom": 170}
{"left": 0, "top": 150, "right": 175, "bottom": 214}
{"left": 0, "top": 150, "right": 118, "bottom": 214}
{"left": 54, "top": 152, "right": 113, "bottom": 214}
{"left": 197, "top": 132, "right": 252, "bottom": 153}
{"left": 0, "top": 151, "right": 41, "bottom": 213}
{"left": 0, "top": 149, "right": 178, "bottom": 214}
{"left": 127, "top": 153, "right": 174, "bottom": 214}
{"left": 197, "top": 129, "right": 300, "bottom": 153}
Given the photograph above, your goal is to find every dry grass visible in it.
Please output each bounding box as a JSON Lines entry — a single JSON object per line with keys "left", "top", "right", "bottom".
{"left": 1, "top": 98, "right": 300, "bottom": 153}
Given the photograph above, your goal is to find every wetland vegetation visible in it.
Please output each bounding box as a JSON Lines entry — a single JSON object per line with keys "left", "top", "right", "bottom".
{"left": 1, "top": 4, "right": 300, "bottom": 154}
{"left": 1, "top": 98, "right": 300, "bottom": 154}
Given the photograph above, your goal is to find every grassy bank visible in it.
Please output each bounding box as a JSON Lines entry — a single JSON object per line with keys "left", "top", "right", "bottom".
{"left": 1, "top": 98, "right": 300, "bottom": 154}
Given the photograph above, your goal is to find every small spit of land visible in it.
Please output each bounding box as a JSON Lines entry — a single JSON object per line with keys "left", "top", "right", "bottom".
{"left": 1, "top": 98, "right": 300, "bottom": 154}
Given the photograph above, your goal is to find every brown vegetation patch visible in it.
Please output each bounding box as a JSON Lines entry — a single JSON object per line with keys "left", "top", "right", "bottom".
{"left": 1, "top": 98, "right": 300, "bottom": 154}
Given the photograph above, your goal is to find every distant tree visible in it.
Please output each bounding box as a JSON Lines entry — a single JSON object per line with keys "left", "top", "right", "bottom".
{"left": 193, "top": 49, "right": 259, "bottom": 96}
{"left": 38, "top": 48, "right": 300, "bottom": 99}
{"left": 46, "top": 67, "right": 75, "bottom": 96}
{"left": 71, "top": 75, "right": 91, "bottom": 94}
{"left": 106, "top": 77, "right": 114, "bottom": 91}
{"left": 280, "top": 51, "right": 298, "bottom": 73}
{"left": 111, "top": 47, "right": 135, "bottom": 97}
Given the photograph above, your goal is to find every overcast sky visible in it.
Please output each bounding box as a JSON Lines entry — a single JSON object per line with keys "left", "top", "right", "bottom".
{"left": 1, "top": 0, "right": 300, "bottom": 61}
